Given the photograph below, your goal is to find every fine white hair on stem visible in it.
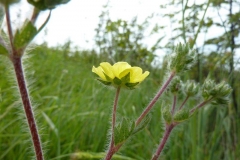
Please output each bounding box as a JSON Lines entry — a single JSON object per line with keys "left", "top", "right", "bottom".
{"left": 1, "top": 49, "right": 45, "bottom": 159}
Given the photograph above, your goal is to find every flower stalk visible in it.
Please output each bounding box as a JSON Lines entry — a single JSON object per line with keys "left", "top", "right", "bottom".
{"left": 135, "top": 72, "right": 175, "bottom": 126}
{"left": 105, "top": 87, "right": 121, "bottom": 160}
{"left": 190, "top": 98, "right": 213, "bottom": 114}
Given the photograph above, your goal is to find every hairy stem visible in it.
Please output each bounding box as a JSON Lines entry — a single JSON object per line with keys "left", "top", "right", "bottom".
{"left": 171, "top": 95, "right": 177, "bottom": 114}
{"left": 151, "top": 123, "right": 175, "bottom": 160}
{"left": 190, "top": 97, "right": 213, "bottom": 114}
{"left": 4, "top": 4, "right": 14, "bottom": 52}
{"left": 179, "top": 96, "right": 189, "bottom": 110}
{"left": 12, "top": 56, "right": 44, "bottom": 160}
{"left": 136, "top": 72, "right": 175, "bottom": 126}
{"left": 31, "top": 7, "right": 41, "bottom": 25}
{"left": 105, "top": 87, "right": 121, "bottom": 160}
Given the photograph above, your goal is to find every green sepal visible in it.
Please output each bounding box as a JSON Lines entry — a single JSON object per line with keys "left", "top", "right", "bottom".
{"left": 211, "top": 97, "right": 229, "bottom": 106}
{"left": 0, "top": 43, "right": 8, "bottom": 56}
{"left": 162, "top": 106, "right": 172, "bottom": 124}
{"left": 13, "top": 20, "right": 38, "bottom": 50}
{"left": 121, "top": 72, "right": 130, "bottom": 83}
{"left": 132, "top": 114, "right": 151, "bottom": 135}
{"left": 102, "top": 72, "right": 113, "bottom": 82}
{"left": 114, "top": 118, "right": 135, "bottom": 146}
{"left": 125, "top": 82, "right": 139, "bottom": 88}
{"left": 113, "top": 77, "right": 122, "bottom": 85}
{"left": 173, "top": 109, "right": 189, "bottom": 122}
{"left": 97, "top": 79, "right": 111, "bottom": 86}
{"left": 27, "top": 0, "right": 70, "bottom": 10}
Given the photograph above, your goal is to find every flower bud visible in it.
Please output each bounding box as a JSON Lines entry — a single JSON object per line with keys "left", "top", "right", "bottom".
{"left": 173, "top": 109, "right": 189, "bottom": 123}
{"left": 183, "top": 80, "right": 199, "bottom": 97}
{"left": 169, "top": 43, "right": 196, "bottom": 73}
{"left": 202, "top": 79, "right": 232, "bottom": 105}
{"left": 168, "top": 76, "right": 182, "bottom": 94}
{"left": 162, "top": 105, "right": 172, "bottom": 124}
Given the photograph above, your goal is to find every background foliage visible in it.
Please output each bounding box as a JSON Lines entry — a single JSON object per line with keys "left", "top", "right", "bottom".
{"left": 1, "top": 0, "right": 240, "bottom": 159}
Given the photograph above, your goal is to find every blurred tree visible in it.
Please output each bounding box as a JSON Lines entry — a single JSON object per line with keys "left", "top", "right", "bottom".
{"left": 158, "top": 0, "right": 240, "bottom": 159}
{"left": 94, "top": 7, "right": 164, "bottom": 69}
{"left": 159, "top": 0, "right": 240, "bottom": 112}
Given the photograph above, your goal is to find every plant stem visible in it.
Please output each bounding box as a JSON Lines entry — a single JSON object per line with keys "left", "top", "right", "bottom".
{"left": 105, "top": 87, "right": 121, "bottom": 160}
{"left": 151, "top": 123, "right": 175, "bottom": 160}
{"left": 31, "top": 7, "right": 41, "bottom": 25}
{"left": 171, "top": 95, "right": 177, "bottom": 114}
{"left": 136, "top": 72, "right": 175, "bottom": 126}
{"left": 190, "top": 97, "right": 213, "bottom": 114}
{"left": 4, "top": 4, "right": 14, "bottom": 52}
{"left": 6, "top": 4, "right": 44, "bottom": 160}
{"left": 181, "top": 0, "right": 189, "bottom": 43}
{"left": 11, "top": 56, "right": 44, "bottom": 160}
{"left": 179, "top": 96, "right": 189, "bottom": 110}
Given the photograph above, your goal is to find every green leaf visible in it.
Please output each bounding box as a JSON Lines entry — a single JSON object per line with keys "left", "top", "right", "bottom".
{"left": 132, "top": 114, "right": 151, "bottom": 135}
{"left": 0, "top": 43, "right": 8, "bottom": 56}
{"left": 114, "top": 118, "right": 135, "bottom": 146}
{"left": 173, "top": 109, "right": 189, "bottom": 122}
{"left": 27, "top": 0, "right": 70, "bottom": 10}
{"left": 13, "top": 20, "right": 38, "bottom": 50}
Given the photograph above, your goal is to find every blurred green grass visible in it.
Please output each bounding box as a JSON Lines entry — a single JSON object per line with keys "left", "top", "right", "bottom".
{"left": 0, "top": 44, "right": 239, "bottom": 160}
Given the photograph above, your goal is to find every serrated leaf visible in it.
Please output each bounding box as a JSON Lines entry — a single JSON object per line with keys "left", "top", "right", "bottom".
{"left": 173, "top": 109, "right": 189, "bottom": 122}
{"left": 13, "top": 20, "right": 37, "bottom": 50}
{"left": 114, "top": 118, "right": 135, "bottom": 146}
{"left": 132, "top": 114, "right": 151, "bottom": 135}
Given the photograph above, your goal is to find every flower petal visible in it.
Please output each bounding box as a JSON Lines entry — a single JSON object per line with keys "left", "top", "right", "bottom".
{"left": 130, "top": 67, "right": 149, "bottom": 83}
{"left": 100, "top": 62, "right": 115, "bottom": 79}
{"left": 112, "top": 62, "right": 131, "bottom": 78}
{"left": 138, "top": 71, "right": 150, "bottom": 82}
{"left": 92, "top": 66, "right": 107, "bottom": 81}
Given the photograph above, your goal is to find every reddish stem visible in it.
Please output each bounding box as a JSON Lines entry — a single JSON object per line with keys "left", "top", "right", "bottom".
{"left": 136, "top": 72, "right": 175, "bottom": 126}
{"left": 105, "top": 87, "right": 121, "bottom": 160}
{"left": 179, "top": 96, "right": 189, "bottom": 110}
{"left": 30, "top": 7, "right": 40, "bottom": 25}
{"left": 151, "top": 124, "right": 175, "bottom": 160}
{"left": 4, "top": 4, "right": 14, "bottom": 52}
{"left": 171, "top": 95, "right": 177, "bottom": 114}
{"left": 12, "top": 57, "right": 44, "bottom": 160}
{"left": 190, "top": 97, "right": 213, "bottom": 114}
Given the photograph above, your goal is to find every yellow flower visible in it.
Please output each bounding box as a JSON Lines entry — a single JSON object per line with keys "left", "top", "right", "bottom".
{"left": 92, "top": 62, "right": 149, "bottom": 89}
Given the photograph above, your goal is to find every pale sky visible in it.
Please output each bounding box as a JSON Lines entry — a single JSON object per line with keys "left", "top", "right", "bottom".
{"left": 6, "top": 0, "right": 240, "bottom": 62}
{"left": 9, "top": 0, "right": 165, "bottom": 49}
